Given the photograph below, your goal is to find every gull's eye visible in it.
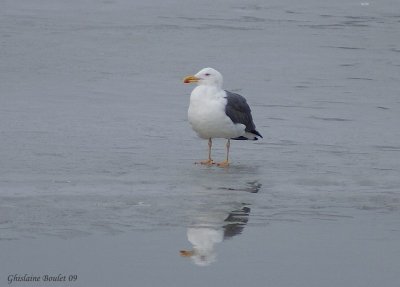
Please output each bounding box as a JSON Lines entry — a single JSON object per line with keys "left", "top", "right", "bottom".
{"left": 205, "top": 73, "right": 210, "bottom": 76}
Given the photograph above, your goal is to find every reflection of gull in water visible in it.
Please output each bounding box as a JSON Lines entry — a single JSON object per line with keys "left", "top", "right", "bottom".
{"left": 180, "top": 181, "right": 260, "bottom": 266}
{"left": 180, "top": 226, "right": 223, "bottom": 266}
{"left": 180, "top": 206, "right": 251, "bottom": 266}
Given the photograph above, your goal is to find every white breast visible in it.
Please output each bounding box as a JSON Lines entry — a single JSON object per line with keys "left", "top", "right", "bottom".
{"left": 188, "top": 86, "right": 246, "bottom": 139}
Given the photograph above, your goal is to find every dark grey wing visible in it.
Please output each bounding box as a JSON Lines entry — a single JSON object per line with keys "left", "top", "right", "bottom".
{"left": 223, "top": 206, "right": 250, "bottom": 240}
{"left": 224, "top": 90, "right": 262, "bottom": 138}
{"left": 224, "top": 91, "right": 255, "bottom": 131}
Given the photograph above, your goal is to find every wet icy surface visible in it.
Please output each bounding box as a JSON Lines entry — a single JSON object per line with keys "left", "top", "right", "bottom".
{"left": 1, "top": 0, "right": 400, "bottom": 286}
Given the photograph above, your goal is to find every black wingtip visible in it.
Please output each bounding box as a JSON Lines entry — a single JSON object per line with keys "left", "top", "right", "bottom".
{"left": 231, "top": 136, "right": 249, "bottom": 140}
{"left": 231, "top": 135, "right": 261, "bottom": 141}
{"left": 252, "top": 130, "right": 263, "bottom": 139}
{"left": 231, "top": 130, "right": 263, "bottom": 141}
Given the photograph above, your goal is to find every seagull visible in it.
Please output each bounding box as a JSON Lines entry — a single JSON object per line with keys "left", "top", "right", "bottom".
{"left": 183, "top": 67, "right": 262, "bottom": 167}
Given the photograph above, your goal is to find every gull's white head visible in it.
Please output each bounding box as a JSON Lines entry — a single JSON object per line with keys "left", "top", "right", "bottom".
{"left": 183, "top": 67, "right": 223, "bottom": 88}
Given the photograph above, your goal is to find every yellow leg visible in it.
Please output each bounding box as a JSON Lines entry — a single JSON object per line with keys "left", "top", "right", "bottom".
{"left": 217, "top": 139, "right": 230, "bottom": 167}
{"left": 196, "top": 138, "right": 215, "bottom": 166}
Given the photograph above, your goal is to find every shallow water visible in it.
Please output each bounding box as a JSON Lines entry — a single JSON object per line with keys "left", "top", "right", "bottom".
{"left": 1, "top": 0, "right": 400, "bottom": 286}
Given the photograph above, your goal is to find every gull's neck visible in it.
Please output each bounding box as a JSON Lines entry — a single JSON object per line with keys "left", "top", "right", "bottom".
{"left": 193, "top": 84, "right": 223, "bottom": 97}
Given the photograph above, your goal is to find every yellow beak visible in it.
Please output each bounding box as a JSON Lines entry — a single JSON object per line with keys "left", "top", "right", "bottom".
{"left": 183, "top": 75, "right": 200, "bottom": 84}
{"left": 179, "top": 250, "right": 194, "bottom": 257}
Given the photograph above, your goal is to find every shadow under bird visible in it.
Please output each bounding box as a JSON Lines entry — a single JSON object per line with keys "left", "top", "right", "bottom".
{"left": 183, "top": 67, "right": 262, "bottom": 167}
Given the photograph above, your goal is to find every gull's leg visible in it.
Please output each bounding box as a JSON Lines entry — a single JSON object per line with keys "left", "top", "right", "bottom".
{"left": 217, "top": 139, "right": 230, "bottom": 167}
{"left": 196, "top": 138, "right": 214, "bottom": 165}
{"left": 208, "top": 138, "right": 212, "bottom": 161}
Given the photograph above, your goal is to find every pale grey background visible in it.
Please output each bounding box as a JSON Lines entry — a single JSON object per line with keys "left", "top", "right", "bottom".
{"left": 1, "top": 0, "right": 399, "bottom": 286}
